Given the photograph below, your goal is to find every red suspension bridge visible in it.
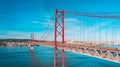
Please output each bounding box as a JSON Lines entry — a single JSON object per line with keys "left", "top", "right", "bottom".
{"left": 29, "top": 9, "right": 120, "bottom": 67}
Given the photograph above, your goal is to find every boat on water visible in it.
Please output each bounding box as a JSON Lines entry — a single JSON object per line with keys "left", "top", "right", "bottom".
{"left": 28, "top": 44, "right": 34, "bottom": 50}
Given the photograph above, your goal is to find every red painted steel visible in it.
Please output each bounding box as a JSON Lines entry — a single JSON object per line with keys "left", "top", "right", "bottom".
{"left": 54, "top": 9, "right": 57, "bottom": 67}
{"left": 62, "top": 10, "right": 65, "bottom": 67}
{"left": 30, "top": 34, "right": 34, "bottom": 47}
{"left": 38, "top": 10, "right": 120, "bottom": 65}
{"left": 54, "top": 9, "right": 65, "bottom": 67}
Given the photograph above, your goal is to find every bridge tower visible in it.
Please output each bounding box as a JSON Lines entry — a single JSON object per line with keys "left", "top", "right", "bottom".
{"left": 54, "top": 9, "right": 65, "bottom": 67}
{"left": 30, "top": 34, "right": 34, "bottom": 49}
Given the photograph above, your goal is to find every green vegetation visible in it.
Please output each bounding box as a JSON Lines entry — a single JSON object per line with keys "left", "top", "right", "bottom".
{"left": 0, "top": 39, "right": 30, "bottom": 47}
{"left": 0, "top": 39, "right": 30, "bottom": 42}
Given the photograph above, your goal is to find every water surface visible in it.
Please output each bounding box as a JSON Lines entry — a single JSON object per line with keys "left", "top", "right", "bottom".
{"left": 0, "top": 46, "right": 120, "bottom": 67}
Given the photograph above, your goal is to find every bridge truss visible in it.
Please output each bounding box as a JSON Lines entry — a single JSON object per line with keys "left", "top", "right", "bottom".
{"left": 39, "top": 9, "right": 120, "bottom": 67}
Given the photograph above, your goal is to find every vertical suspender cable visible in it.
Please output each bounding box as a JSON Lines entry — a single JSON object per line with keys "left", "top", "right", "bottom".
{"left": 114, "top": 18, "right": 116, "bottom": 48}
{"left": 105, "top": 13, "right": 108, "bottom": 46}
{"left": 91, "top": 17, "right": 93, "bottom": 45}
{"left": 88, "top": 17, "right": 90, "bottom": 45}
{"left": 112, "top": 20, "right": 114, "bottom": 48}
{"left": 83, "top": 17, "right": 85, "bottom": 44}
{"left": 99, "top": 17, "right": 101, "bottom": 45}
{"left": 81, "top": 16, "right": 83, "bottom": 43}
{"left": 80, "top": 17, "right": 81, "bottom": 43}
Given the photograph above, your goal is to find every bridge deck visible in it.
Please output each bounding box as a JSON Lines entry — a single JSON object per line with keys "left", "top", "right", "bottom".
{"left": 35, "top": 42, "right": 120, "bottom": 63}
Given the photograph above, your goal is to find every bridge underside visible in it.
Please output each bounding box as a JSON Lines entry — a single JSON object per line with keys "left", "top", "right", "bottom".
{"left": 35, "top": 42, "right": 120, "bottom": 63}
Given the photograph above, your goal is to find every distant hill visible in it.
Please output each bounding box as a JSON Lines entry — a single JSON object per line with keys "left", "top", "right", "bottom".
{"left": 0, "top": 39, "right": 47, "bottom": 42}
{"left": 0, "top": 39, "right": 30, "bottom": 42}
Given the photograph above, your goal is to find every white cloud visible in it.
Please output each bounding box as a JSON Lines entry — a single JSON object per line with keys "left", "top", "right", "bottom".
{"left": 0, "top": 31, "right": 29, "bottom": 39}
{"left": 33, "top": 20, "right": 54, "bottom": 29}
{"left": 1, "top": 17, "right": 120, "bottom": 42}
{"left": 0, "top": 31, "right": 51, "bottom": 40}
{"left": 33, "top": 26, "right": 46, "bottom": 29}
{"left": 32, "top": 20, "right": 39, "bottom": 23}
{"left": 89, "top": 21, "right": 112, "bottom": 32}
{"left": 65, "top": 18, "right": 82, "bottom": 23}
{"left": 63, "top": 18, "right": 83, "bottom": 41}
{"left": 63, "top": 18, "right": 118, "bottom": 41}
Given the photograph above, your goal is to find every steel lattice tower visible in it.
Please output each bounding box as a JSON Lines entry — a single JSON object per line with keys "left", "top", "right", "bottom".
{"left": 54, "top": 9, "right": 65, "bottom": 67}
{"left": 30, "top": 34, "right": 34, "bottom": 47}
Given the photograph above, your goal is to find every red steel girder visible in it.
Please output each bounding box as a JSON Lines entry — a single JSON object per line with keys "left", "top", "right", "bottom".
{"left": 54, "top": 9, "right": 65, "bottom": 67}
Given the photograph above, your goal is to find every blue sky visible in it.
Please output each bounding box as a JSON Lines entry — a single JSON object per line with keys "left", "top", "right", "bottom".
{"left": 0, "top": 0, "right": 120, "bottom": 42}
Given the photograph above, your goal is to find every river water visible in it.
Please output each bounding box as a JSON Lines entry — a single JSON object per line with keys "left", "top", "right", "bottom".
{"left": 0, "top": 46, "right": 120, "bottom": 67}
{"left": 100, "top": 44, "right": 120, "bottom": 49}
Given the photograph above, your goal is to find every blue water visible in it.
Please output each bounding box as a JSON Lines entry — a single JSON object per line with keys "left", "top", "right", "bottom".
{"left": 0, "top": 46, "right": 120, "bottom": 67}
{"left": 100, "top": 44, "right": 120, "bottom": 49}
